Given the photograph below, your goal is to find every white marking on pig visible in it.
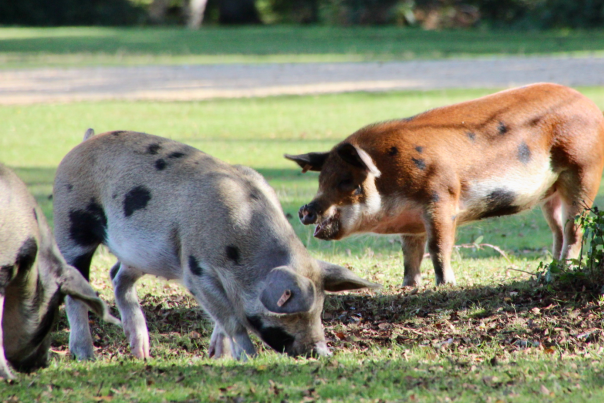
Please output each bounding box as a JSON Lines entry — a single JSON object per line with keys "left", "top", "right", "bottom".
{"left": 339, "top": 174, "right": 383, "bottom": 235}
{"left": 462, "top": 156, "right": 558, "bottom": 215}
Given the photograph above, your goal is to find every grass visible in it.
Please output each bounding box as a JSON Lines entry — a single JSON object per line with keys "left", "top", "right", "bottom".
{"left": 2, "top": 87, "right": 604, "bottom": 401}
{"left": 3, "top": 26, "right": 604, "bottom": 68}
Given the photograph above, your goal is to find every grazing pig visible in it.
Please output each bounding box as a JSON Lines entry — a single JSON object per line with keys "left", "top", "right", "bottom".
{"left": 0, "top": 164, "right": 119, "bottom": 379}
{"left": 53, "top": 130, "right": 378, "bottom": 361}
{"left": 286, "top": 83, "right": 604, "bottom": 286}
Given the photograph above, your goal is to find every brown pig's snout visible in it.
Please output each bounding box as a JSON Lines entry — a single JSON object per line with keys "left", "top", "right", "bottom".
{"left": 298, "top": 202, "right": 322, "bottom": 225}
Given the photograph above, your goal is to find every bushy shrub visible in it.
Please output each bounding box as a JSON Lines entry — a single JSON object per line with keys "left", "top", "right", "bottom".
{"left": 468, "top": 0, "right": 604, "bottom": 29}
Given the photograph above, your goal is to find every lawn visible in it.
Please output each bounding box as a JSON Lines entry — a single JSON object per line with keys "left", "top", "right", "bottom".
{"left": 2, "top": 26, "right": 604, "bottom": 68}
{"left": 1, "top": 87, "right": 604, "bottom": 401}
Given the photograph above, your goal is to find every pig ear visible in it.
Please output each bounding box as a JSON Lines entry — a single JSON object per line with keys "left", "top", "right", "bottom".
{"left": 336, "top": 143, "right": 381, "bottom": 178}
{"left": 260, "top": 267, "right": 316, "bottom": 314}
{"left": 284, "top": 152, "right": 329, "bottom": 173}
{"left": 58, "top": 265, "right": 121, "bottom": 325}
{"left": 319, "top": 260, "right": 381, "bottom": 292}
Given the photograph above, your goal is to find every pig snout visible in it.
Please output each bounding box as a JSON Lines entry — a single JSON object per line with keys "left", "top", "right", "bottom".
{"left": 290, "top": 341, "right": 332, "bottom": 358}
{"left": 298, "top": 202, "right": 322, "bottom": 225}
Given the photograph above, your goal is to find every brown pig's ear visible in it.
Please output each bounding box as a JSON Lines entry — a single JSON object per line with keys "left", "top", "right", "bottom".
{"left": 284, "top": 152, "right": 329, "bottom": 173}
{"left": 318, "top": 260, "right": 382, "bottom": 292}
{"left": 260, "top": 267, "right": 316, "bottom": 314}
{"left": 58, "top": 265, "right": 121, "bottom": 326}
{"left": 335, "top": 143, "right": 381, "bottom": 177}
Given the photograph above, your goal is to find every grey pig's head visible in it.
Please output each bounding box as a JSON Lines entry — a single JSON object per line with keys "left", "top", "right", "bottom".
{"left": 247, "top": 260, "right": 380, "bottom": 357}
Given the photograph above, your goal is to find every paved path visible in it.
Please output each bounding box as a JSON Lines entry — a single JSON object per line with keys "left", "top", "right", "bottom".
{"left": 1, "top": 56, "right": 604, "bottom": 104}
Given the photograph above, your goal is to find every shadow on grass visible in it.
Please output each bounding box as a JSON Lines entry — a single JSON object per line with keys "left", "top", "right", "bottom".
{"left": 50, "top": 269, "right": 603, "bottom": 369}
{"left": 3, "top": 27, "right": 604, "bottom": 59}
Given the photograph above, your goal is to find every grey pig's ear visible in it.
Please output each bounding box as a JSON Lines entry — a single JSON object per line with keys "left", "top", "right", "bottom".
{"left": 58, "top": 265, "right": 121, "bottom": 326}
{"left": 319, "top": 260, "right": 382, "bottom": 292}
{"left": 260, "top": 267, "right": 316, "bottom": 314}
{"left": 284, "top": 152, "right": 329, "bottom": 173}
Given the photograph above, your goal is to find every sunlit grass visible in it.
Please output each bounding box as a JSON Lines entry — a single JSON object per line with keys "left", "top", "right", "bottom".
{"left": 2, "top": 87, "right": 604, "bottom": 401}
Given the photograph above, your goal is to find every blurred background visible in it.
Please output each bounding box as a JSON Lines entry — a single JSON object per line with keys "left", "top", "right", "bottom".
{"left": 1, "top": 0, "right": 603, "bottom": 30}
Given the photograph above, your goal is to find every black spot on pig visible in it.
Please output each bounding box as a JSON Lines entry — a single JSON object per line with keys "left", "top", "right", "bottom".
{"left": 412, "top": 158, "right": 426, "bottom": 170}
{"left": 155, "top": 159, "right": 167, "bottom": 171}
{"left": 0, "top": 265, "right": 13, "bottom": 288}
{"left": 466, "top": 132, "right": 476, "bottom": 141}
{"left": 33, "top": 209, "right": 38, "bottom": 222}
{"left": 123, "top": 186, "right": 152, "bottom": 218}
{"left": 146, "top": 143, "right": 161, "bottom": 155}
{"left": 388, "top": 147, "right": 398, "bottom": 156}
{"left": 69, "top": 200, "right": 107, "bottom": 247}
{"left": 518, "top": 142, "right": 531, "bottom": 164}
{"left": 246, "top": 315, "right": 295, "bottom": 354}
{"left": 226, "top": 245, "right": 240, "bottom": 265}
{"left": 189, "top": 255, "right": 203, "bottom": 276}
{"left": 67, "top": 184, "right": 73, "bottom": 192}
{"left": 498, "top": 121, "right": 508, "bottom": 135}
{"left": 25, "top": 290, "right": 63, "bottom": 366}
{"left": 16, "top": 237, "right": 38, "bottom": 271}
{"left": 168, "top": 152, "right": 185, "bottom": 159}
{"left": 481, "top": 189, "right": 520, "bottom": 219}
{"left": 112, "top": 131, "right": 126, "bottom": 137}
{"left": 71, "top": 251, "right": 95, "bottom": 281}
{"left": 415, "top": 146, "right": 423, "bottom": 153}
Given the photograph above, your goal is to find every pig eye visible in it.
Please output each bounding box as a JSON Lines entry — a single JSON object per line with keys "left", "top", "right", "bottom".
{"left": 338, "top": 179, "right": 362, "bottom": 195}
{"left": 337, "top": 178, "right": 355, "bottom": 192}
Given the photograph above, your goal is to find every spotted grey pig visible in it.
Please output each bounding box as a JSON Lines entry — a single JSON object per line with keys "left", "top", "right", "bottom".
{"left": 286, "top": 83, "right": 604, "bottom": 286}
{"left": 0, "top": 164, "right": 119, "bottom": 379}
{"left": 53, "top": 130, "right": 378, "bottom": 360}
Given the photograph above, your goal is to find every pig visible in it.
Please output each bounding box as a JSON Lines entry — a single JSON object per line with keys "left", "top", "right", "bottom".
{"left": 52, "top": 129, "right": 379, "bottom": 361}
{"left": 285, "top": 83, "right": 604, "bottom": 286}
{"left": 0, "top": 163, "right": 119, "bottom": 379}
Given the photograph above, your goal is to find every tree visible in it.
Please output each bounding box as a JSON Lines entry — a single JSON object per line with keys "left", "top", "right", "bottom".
{"left": 187, "top": 0, "right": 209, "bottom": 28}
{"left": 218, "top": 0, "right": 261, "bottom": 24}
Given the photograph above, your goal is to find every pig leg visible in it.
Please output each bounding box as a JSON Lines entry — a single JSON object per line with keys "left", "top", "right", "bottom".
{"left": 0, "top": 292, "right": 14, "bottom": 379}
{"left": 63, "top": 250, "right": 97, "bottom": 360}
{"left": 401, "top": 234, "right": 427, "bottom": 287}
{"left": 208, "top": 325, "right": 231, "bottom": 358}
{"left": 112, "top": 263, "right": 149, "bottom": 359}
{"left": 230, "top": 326, "right": 256, "bottom": 361}
{"left": 557, "top": 168, "right": 601, "bottom": 260}
{"left": 424, "top": 202, "right": 457, "bottom": 285}
{"left": 542, "top": 194, "right": 564, "bottom": 260}
{"left": 186, "top": 269, "right": 256, "bottom": 360}
{"left": 208, "top": 324, "right": 254, "bottom": 360}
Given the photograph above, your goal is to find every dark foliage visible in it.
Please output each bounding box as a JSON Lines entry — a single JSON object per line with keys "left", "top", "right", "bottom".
{"left": 0, "top": 0, "right": 143, "bottom": 26}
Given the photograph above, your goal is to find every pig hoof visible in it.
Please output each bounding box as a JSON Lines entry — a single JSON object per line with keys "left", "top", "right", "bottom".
{"left": 402, "top": 276, "right": 422, "bottom": 287}
{"left": 131, "top": 340, "right": 150, "bottom": 359}
{"left": 69, "top": 343, "right": 95, "bottom": 361}
{"left": 0, "top": 367, "right": 15, "bottom": 380}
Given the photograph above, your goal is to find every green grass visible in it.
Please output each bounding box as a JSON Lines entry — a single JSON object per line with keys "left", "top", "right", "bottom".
{"left": 2, "top": 87, "right": 604, "bottom": 401}
{"left": 3, "top": 26, "right": 604, "bottom": 68}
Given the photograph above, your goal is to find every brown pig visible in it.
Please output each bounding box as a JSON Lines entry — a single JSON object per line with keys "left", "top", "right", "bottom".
{"left": 286, "top": 83, "right": 604, "bottom": 286}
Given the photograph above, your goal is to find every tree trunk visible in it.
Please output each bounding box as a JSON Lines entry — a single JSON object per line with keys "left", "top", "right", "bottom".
{"left": 148, "top": 0, "right": 170, "bottom": 24}
{"left": 219, "top": 0, "right": 261, "bottom": 25}
{"left": 187, "top": 0, "right": 209, "bottom": 28}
